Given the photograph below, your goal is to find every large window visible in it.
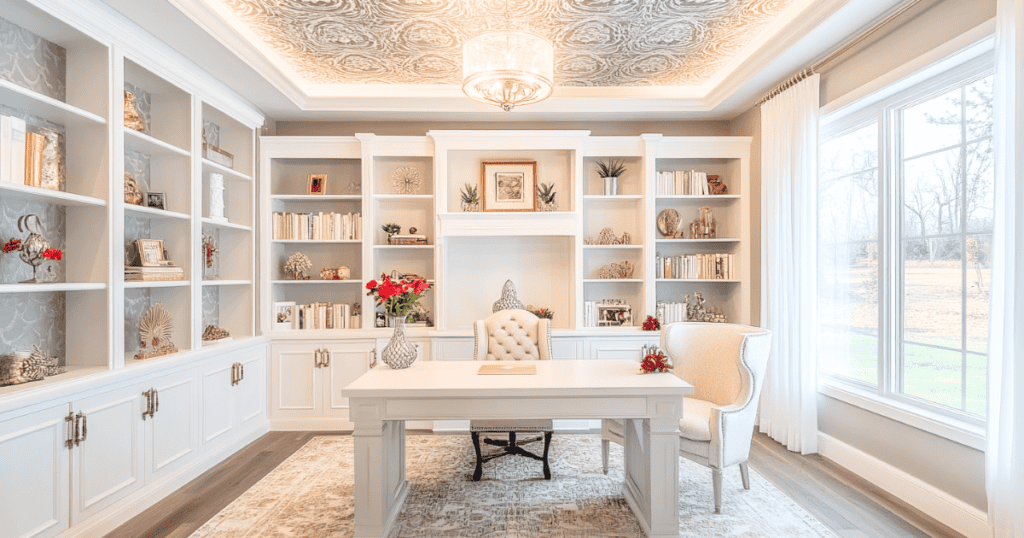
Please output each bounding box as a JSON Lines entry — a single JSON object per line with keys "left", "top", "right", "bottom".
{"left": 818, "top": 59, "right": 993, "bottom": 422}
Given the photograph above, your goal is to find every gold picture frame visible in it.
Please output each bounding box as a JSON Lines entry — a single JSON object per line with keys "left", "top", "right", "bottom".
{"left": 480, "top": 161, "right": 537, "bottom": 212}
{"left": 135, "top": 238, "right": 167, "bottom": 267}
{"left": 307, "top": 173, "right": 327, "bottom": 195}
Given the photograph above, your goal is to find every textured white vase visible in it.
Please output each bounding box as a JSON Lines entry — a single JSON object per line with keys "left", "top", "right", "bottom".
{"left": 209, "top": 173, "right": 227, "bottom": 221}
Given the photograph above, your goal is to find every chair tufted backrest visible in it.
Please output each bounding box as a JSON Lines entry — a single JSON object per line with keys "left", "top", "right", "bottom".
{"left": 661, "top": 322, "right": 771, "bottom": 407}
{"left": 473, "top": 309, "right": 551, "bottom": 361}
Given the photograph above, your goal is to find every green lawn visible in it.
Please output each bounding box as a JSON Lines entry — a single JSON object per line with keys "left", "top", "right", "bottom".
{"left": 820, "top": 332, "right": 986, "bottom": 417}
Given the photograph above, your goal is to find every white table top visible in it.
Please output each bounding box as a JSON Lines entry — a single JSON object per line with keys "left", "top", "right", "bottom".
{"left": 342, "top": 359, "right": 694, "bottom": 399}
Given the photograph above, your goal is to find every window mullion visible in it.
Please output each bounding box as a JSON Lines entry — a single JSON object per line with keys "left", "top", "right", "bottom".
{"left": 881, "top": 107, "right": 901, "bottom": 398}
{"left": 960, "top": 86, "right": 969, "bottom": 413}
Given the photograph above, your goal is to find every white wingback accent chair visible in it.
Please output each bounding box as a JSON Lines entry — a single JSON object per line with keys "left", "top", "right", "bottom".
{"left": 470, "top": 309, "right": 554, "bottom": 481}
{"left": 601, "top": 322, "right": 772, "bottom": 513}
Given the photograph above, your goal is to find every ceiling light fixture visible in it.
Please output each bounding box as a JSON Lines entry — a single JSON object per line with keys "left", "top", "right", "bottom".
{"left": 461, "top": 1, "right": 553, "bottom": 112}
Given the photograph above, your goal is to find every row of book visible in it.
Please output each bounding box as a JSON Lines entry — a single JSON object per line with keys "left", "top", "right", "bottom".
{"left": 657, "top": 302, "right": 690, "bottom": 325}
{"left": 583, "top": 300, "right": 633, "bottom": 328}
{"left": 125, "top": 266, "right": 185, "bottom": 282}
{"left": 656, "top": 170, "right": 712, "bottom": 196}
{"left": 293, "top": 302, "right": 362, "bottom": 330}
{"left": 273, "top": 212, "right": 362, "bottom": 241}
{"left": 1, "top": 115, "right": 56, "bottom": 190}
{"left": 656, "top": 253, "right": 736, "bottom": 280}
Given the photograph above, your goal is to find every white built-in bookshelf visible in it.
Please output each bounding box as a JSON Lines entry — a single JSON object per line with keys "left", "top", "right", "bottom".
{"left": 0, "top": 0, "right": 262, "bottom": 396}
{"left": 259, "top": 132, "right": 751, "bottom": 337}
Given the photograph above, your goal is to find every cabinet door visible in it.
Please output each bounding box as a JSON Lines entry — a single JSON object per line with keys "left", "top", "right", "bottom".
{"left": 201, "top": 358, "right": 237, "bottom": 451}
{"left": 588, "top": 337, "right": 658, "bottom": 361}
{"left": 71, "top": 384, "right": 146, "bottom": 523}
{"left": 322, "top": 341, "right": 374, "bottom": 419}
{"left": 0, "top": 404, "right": 71, "bottom": 538}
{"left": 431, "top": 337, "right": 475, "bottom": 361}
{"left": 235, "top": 352, "right": 267, "bottom": 431}
{"left": 270, "top": 343, "right": 322, "bottom": 418}
{"left": 146, "top": 369, "right": 199, "bottom": 483}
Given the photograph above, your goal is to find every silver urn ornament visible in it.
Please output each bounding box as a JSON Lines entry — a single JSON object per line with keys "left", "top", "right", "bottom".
{"left": 492, "top": 280, "right": 525, "bottom": 312}
{"left": 381, "top": 316, "right": 418, "bottom": 369}
{"left": 16, "top": 214, "right": 56, "bottom": 283}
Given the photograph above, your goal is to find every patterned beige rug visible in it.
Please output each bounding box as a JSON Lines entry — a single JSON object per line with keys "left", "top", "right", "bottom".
{"left": 191, "top": 434, "right": 838, "bottom": 538}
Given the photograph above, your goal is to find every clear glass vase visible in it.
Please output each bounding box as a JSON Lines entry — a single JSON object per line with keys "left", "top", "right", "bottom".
{"left": 381, "top": 316, "right": 418, "bottom": 369}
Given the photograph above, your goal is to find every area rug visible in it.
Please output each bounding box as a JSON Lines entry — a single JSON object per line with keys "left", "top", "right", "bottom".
{"left": 190, "top": 434, "right": 838, "bottom": 538}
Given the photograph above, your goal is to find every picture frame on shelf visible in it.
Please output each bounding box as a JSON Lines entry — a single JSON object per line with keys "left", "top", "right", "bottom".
{"left": 597, "top": 303, "right": 632, "bottom": 327}
{"left": 135, "top": 239, "right": 166, "bottom": 267}
{"left": 274, "top": 301, "right": 296, "bottom": 330}
{"left": 307, "top": 173, "right": 327, "bottom": 195}
{"left": 480, "top": 161, "right": 536, "bottom": 212}
{"left": 146, "top": 192, "right": 165, "bottom": 210}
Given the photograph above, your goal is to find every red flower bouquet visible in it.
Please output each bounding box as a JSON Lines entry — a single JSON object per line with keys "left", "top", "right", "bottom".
{"left": 366, "top": 273, "right": 431, "bottom": 318}
{"left": 640, "top": 351, "right": 673, "bottom": 374}
{"left": 42, "top": 248, "right": 62, "bottom": 261}
{"left": 3, "top": 238, "right": 21, "bottom": 253}
{"left": 642, "top": 315, "right": 660, "bottom": 331}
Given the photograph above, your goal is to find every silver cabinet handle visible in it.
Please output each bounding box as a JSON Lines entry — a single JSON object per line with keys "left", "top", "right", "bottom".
{"left": 322, "top": 350, "right": 330, "bottom": 368}
{"left": 142, "top": 390, "right": 153, "bottom": 420}
{"left": 240, "top": 364, "right": 244, "bottom": 381}
{"left": 230, "top": 363, "right": 236, "bottom": 385}
{"left": 314, "top": 349, "right": 322, "bottom": 368}
{"left": 154, "top": 389, "right": 159, "bottom": 413}
{"left": 370, "top": 348, "right": 377, "bottom": 369}
{"left": 75, "top": 412, "right": 87, "bottom": 446}
{"left": 65, "top": 412, "right": 76, "bottom": 449}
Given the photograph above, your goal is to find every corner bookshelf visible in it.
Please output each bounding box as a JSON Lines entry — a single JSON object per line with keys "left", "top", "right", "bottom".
{"left": 259, "top": 136, "right": 365, "bottom": 334}
{"left": 645, "top": 136, "right": 752, "bottom": 325}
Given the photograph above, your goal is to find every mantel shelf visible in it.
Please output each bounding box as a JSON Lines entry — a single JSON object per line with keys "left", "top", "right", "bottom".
{"left": 438, "top": 212, "right": 579, "bottom": 237}
{"left": 0, "top": 183, "right": 106, "bottom": 207}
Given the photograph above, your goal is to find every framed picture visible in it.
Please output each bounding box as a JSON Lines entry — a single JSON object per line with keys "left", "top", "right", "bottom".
{"left": 274, "top": 301, "right": 296, "bottom": 330}
{"left": 307, "top": 174, "right": 327, "bottom": 195}
{"left": 480, "top": 161, "right": 536, "bottom": 212}
{"left": 135, "top": 239, "right": 166, "bottom": 267}
{"left": 597, "top": 303, "right": 632, "bottom": 327}
{"left": 146, "top": 192, "right": 165, "bottom": 210}
{"left": 374, "top": 311, "right": 387, "bottom": 328}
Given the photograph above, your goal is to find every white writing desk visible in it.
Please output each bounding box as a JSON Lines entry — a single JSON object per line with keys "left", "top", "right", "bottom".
{"left": 342, "top": 359, "right": 694, "bottom": 538}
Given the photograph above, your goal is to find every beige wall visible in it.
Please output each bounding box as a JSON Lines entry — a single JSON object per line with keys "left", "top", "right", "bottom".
{"left": 273, "top": 121, "right": 731, "bottom": 137}
{"left": 728, "top": 106, "right": 761, "bottom": 327}
{"left": 732, "top": 0, "right": 994, "bottom": 513}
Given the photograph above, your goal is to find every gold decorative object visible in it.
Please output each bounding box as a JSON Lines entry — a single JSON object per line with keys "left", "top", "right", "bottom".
{"left": 690, "top": 206, "right": 716, "bottom": 239}
{"left": 320, "top": 267, "right": 337, "bottom": 280}
{"left": 124, "top": 90, "right": 146, "bottom": 132}
{"left": 202, "top": 325, "right": 231, "bottom": 342}
{"left": 597, "top": 228, "right": 616, "bottom": 245}
{"left": 598, "top": 260, "right": 635, "bottom": 279}
{"left": 125, "top": 172, "right": 143, "bottom": 205}
{"left": 337, "top": 265, "right": 351, "bottom": 280}
{"left": 135, "top": 303, "right": 179, "bottom": 360}
{"left": 391, "top": 166, "right": 421, "bottom": 194}
{"left": 285, "top": 252, "right": 312, "bottom": 280}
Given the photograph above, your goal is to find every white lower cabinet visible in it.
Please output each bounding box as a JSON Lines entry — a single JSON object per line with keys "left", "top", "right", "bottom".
{"left": 270, "top": 340, "right": 375, "bottom": 429}
{"left": 0, "top": 404, "right": 72, "bottom": 538}
{"left": 588, "top": 337, "right": 658, "bottom": 361}
{"left": 202, "top": 351, "right": 267, "bottom": 453}
{"left": 143, "top": 368, "right": 200, "bottom": 484}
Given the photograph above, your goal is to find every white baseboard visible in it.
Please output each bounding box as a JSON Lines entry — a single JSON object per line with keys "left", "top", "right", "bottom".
{"left": 60, "top": 421, "right": 270, "bottom": 538}
{"left": 817, "top": 433, "right": 989, "bottom": 538}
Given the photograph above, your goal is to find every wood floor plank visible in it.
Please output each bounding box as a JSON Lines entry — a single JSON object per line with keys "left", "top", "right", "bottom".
{"left": 105, "top": 430, "right": 964, "bottom": 538}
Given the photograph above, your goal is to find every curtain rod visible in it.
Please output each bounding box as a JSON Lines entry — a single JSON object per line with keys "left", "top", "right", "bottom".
{"left": 755, "top": 0, "right": 925, "bottom": 107}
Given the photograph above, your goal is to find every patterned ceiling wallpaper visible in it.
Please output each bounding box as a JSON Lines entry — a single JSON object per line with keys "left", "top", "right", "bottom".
{"left": 217, "top": 0, "right": 795, "bottom": 86}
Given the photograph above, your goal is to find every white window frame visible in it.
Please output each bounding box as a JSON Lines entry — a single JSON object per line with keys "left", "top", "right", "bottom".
{"left": 818, "top": 29, "right": 994, "bottom": 451}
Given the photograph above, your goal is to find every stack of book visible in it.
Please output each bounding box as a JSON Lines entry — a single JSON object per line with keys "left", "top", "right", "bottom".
{"left": 1, "top": 115, "right": 53, "bottom": 189}
{"left": 125, "top": 266, "right": 185, "bottom": 282}
{"left": 387, "top": 234, "right": 428, "bottom": 245}
{"left": 656, "top": 170, "right": 718, "bottom": 196}
{"left": 655, "top": 253, "right": 735, "bottom": 280}
{"left": 273, "top": 212, "right": 362, "bottom": 241}
{"left": 295, "top": 302, "right": 360, "bottom": 330}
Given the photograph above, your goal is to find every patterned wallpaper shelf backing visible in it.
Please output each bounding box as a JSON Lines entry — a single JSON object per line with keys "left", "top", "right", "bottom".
{"left": 203, "top": 287, "right": 220, "bottom": 329}
{"left": 124, "top": 288, "right": 150, "bottom": 354}
{"left": 0, "top": 16, "right": 66, "bottom": 101}
{"left": 0, "top": 291, "right": 66, "bottom": 366}
{"left": 124, "top": 82, "right": 151, "bottom": 135}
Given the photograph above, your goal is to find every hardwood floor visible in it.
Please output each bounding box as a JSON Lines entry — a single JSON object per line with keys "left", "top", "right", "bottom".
{"left": 106, "top": 430, "right": 964, "bottom": 538}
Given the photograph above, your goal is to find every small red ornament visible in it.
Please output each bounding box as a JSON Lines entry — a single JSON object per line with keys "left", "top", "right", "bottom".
{"left": 3, "top": 238, "right": 22, "bottom": 253}
{"left": 640, "top": 352, "right": 673, "bottom": 374}
{"left": 42, "top": 248, "right": 63, "bottom": 261}
{"left": 642, "top": 315, "right": 660, "bottom": 331}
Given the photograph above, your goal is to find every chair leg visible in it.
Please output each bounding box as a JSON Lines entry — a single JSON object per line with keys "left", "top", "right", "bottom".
{"left": 471, "top": 432, "right": 483, "bottom": 481}
{"left": 712, "top": 468, "right": 723, "bottom": 514}
{"left": 601, "top": 439, "right": 610, "bottom": 474}
{"left": 542, "top": 431, "right": 552, "bottom": 480}
{"left": 739, "top": 461, "right": 750, "bottom": 490}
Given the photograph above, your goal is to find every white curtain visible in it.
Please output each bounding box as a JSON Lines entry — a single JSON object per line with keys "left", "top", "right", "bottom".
{"left": 758, "top": 74, "right": 820, "bottom": 454}
{"left": 988, "top": 1, "right": 1024, "bottom": 536}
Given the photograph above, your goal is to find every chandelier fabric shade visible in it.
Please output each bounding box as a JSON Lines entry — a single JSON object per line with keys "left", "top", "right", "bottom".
{"left": 462, "top": 30, "right": 554, "bottom": 111}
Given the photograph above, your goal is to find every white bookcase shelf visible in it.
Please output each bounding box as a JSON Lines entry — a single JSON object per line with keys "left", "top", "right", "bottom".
{"left": 0, "top": 78, "right": 106, "bottom": 127}
{"left": 201, "top": 158, "right": 251, "bottom": 181}
{"left": 125, "top": 204, "right": 189, "bottom": 220}
{"left": 0, "top": 283, "right": 108, "bottom": 293}
{"left": 124, "top": 127, "right": 190, "bottom": 157}
{"left": 123, "top": 280, "right": 190, "bottom": 289}
{"left": 0, "top": 182, "right": 107, "bottom": 207}
{"left": 201, "top": 217, "right": 251, "bottom": 231}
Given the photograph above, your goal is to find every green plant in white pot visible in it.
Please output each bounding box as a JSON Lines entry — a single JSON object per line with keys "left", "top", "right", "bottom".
{"left": 596, "top": 159, "right": 626, "bottom": 195}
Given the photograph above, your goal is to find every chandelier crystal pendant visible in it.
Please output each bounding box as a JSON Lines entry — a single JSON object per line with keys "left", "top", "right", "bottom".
{"left": 462, "top": 29, "right": 554, "bottom": 112}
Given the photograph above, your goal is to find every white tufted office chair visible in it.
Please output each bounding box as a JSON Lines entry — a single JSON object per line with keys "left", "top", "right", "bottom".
{"left": 601, "top": 323, "right": 772, "bottom": 513}
{"left": 470, "top": 309, "right": 554, "bottom": 481}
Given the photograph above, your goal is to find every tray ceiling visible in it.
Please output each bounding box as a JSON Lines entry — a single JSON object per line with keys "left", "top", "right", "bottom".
{"left": 215, "top": 0, "right": 796, "bottom": 87}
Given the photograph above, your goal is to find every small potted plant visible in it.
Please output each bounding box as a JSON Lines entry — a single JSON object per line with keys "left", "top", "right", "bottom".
{"left": 536, "top": 182, "right": 557, "bottom": 211}
{"left": 596, "top": 159, "right": 627, "bottom": 196}
{"left": 382, "top": 223, "right": 401, "bottom": 243}
{"left": 460, "top": 183, "right": 479, "bottom": 212}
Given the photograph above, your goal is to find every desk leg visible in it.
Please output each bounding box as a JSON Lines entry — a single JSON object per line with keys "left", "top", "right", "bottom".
{"left": 352, "top": 405, "right": 407, "bottom": 538}
{"left": 623, "top": 414, "right": 681, "bottom": 538}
